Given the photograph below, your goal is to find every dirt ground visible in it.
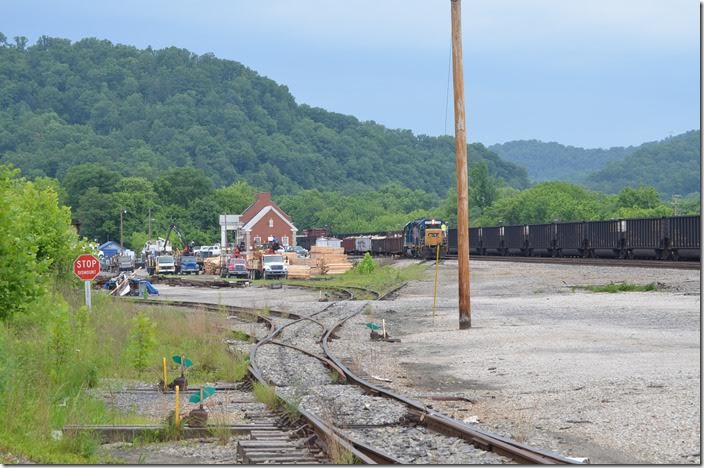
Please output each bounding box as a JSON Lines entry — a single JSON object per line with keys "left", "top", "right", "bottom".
{"left": 366, "top": 259, "right": 700, "bottom": 464}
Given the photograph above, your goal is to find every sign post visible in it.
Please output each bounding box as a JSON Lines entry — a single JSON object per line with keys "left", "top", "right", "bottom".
{"left": 73, "top": 254, "right": 100, "bottom": 311}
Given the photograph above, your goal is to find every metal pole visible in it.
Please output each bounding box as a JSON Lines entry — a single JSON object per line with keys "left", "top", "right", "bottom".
{"left": 148, "top": 206, "right": 152, "bottom": 241}
{"left": 451, "top": 0, "right": 471, "bottom": 329}
{"left": 120, "top": 209, "right": 124, "bottom": 252}
{"left": 84, "top": 280, "right": 92, "bottom": 311}
{"left": 432, "top": 242, "right": 441, "bottom": 323}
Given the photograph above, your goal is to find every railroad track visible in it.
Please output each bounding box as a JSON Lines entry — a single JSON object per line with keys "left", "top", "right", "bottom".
{"left": 444, "top": 254, "right": 699, "bottom": 270}
{"left": 245, "top": 292, "right": 582, "bottom": 464}
{"left": 131, "top": 285, "right": 582, "bottom": 463}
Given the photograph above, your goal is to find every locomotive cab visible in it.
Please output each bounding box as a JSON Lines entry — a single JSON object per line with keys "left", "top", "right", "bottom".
{"left": 404, "top": 218, "right": 448, "bottom": 259}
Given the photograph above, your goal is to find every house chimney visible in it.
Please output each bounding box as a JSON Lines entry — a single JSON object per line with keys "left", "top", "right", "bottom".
{"left": 256, "top": 192, "right": 272, "bottom": 202}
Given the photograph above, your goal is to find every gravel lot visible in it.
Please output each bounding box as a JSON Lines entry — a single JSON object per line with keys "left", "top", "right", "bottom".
{"left": 350, "top": 259, "right": 700, "bottom": 464}
{"left": 138, "top": 260, "right": 700, "bottom": 463}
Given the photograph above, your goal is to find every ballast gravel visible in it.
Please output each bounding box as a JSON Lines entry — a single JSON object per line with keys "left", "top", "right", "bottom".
{"left": 344, "top": 425, "right": 512, "bottom": 464}
{"left": 255, "top": 343, "right": 332, "bottom": 387}
{"left": 277, "top": 384, "right": 408, "bottom": 426}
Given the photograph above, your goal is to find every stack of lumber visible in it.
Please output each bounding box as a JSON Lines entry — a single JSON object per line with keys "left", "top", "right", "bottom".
{"left": 283, "top": 252, "right": 298, "bottom": 264}
{"left": 203, "top": 257, "right": 221, "bottom": 275}
{"left": 309, "top": 246, "right": 353, "bottom": 275}
{"left": 287, "top": 264, "right": 311, "bottom": 279}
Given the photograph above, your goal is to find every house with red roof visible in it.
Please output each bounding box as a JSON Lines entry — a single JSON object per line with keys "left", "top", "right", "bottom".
{"left": 240, "top": 192, "right": 297, "bottom": 250}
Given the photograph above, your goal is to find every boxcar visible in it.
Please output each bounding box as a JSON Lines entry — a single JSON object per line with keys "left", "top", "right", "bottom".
{"left": 342, "top": 237, "right": 356, "bottom": 254}
{"left": 355, "top": 236, "right": 372, "bottom": 254}
{"left": 555, "top": 222, "right": 585, "bottom": 257}
{"left": 384, "top": 235, "right": 403, "bottom": 255}
{"left": 623, "top": 217, "right": 665, "bottom": 259}
{"left": 585, "top": 220, "right": 624, "bottom": 257}
{"left": 371, "top": 236, "right": 387, "bottom": 255}
{"left": 482, "top": 226, "right": 503, "bottom": 255}
{"left": 503, "top": 225, "right": 528, "bottom": 255}
{"left": 527, "top": 223, "right": 556, "bottom": 257}
{"left": 469, "top": 227, "right": 482, "bottom": 255}
{"left": 666, "top": 215, "right": 700, "bottom": 260}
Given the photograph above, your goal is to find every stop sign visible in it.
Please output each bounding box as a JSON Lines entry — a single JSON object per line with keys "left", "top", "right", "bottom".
{"left": 73, "top": 254, "right": 100, "bottom": 281}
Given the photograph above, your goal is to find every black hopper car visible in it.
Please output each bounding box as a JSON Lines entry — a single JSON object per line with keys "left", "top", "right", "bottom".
{"left": 334, "top": 215, "right": 699, "bottom": 261}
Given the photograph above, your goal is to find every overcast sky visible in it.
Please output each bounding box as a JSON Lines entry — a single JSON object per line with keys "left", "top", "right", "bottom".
{"left": 3, "top": 0, "right": 699, "bottom": 148}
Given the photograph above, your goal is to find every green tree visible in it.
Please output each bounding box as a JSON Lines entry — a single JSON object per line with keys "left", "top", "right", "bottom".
{"left": 0, "top": 165, "right": 81, "bottom": 318}
{"left": 470, "top": 161, "right": 498, "bottom": 213}
{"left": 154, "top": 167, "right": 213, "bottom": 208}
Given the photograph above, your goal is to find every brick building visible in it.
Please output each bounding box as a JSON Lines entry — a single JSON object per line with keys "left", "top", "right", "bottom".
{"left": 240, "top": 192, "right": 297, "bottom": 250}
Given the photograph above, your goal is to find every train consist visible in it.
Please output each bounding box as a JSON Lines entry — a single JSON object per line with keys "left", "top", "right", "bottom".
{"left": 306, "top": 215, "right": 700, "bottom": 261}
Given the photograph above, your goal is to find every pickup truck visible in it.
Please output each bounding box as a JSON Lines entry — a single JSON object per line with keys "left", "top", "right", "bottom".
{"left": 177, "top": 255, "right": 201, "bottom": 275}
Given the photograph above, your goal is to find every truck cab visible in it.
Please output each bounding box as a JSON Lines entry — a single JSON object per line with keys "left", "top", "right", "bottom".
{"left": 177, "top": 255, "right": 200, "bottom": 275}
{"left": 155, "top": 255, "right": 176, "bottom": 274}
{"left": 223, "top": 257, "right": 248, "bottom": 278}
{"left": 260, "top": 254, "right": 287, "bottom": 280}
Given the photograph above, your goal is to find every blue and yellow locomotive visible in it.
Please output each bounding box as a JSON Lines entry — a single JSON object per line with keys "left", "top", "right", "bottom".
{"left": 403, "top": 218, "right": 448, "bottom": 259}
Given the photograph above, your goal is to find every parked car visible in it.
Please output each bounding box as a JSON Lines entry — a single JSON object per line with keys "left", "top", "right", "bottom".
{"left": 284, "top": 245, "right": 309, "bottom": 257}
{"left": 155, "top": 255, "right": 176, "bottom": 274}
{"left": 222, "top": 257, "right": 249, "bottom": 278}
{"left": 201, "top": 245, "right": 221, "bottom": 256}
{"left": 177, "top": 255, "right": 201, "bottom": 275}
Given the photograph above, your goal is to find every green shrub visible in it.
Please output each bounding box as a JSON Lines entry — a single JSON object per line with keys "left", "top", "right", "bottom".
{"left": 126, "top": 312, "right": 157, "bottom": 372}
{"left": 355, "top": 253, "right": 377, "bottom": 274}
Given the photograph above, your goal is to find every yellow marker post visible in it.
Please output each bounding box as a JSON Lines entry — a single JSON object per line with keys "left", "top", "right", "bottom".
{"left": 162, "top": 357, "right": 168, "bottom": 392}
{"left": 432, "top": 243, "right": 441, "bottom": 323}
{"left": 175, "top": 385, "right": 180, "bottom": 427}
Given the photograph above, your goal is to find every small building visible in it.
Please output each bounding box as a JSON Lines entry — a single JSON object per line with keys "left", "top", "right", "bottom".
{"left": 98, "top": 241, "right": 122, "bottom": 259}
{"left": 239, "top": 192, "right": 297, "bottom": 251}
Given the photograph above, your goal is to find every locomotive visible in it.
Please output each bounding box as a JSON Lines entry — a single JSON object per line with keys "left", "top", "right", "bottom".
{"left": 403, "top": 218, "right": 448, "bottom": 259}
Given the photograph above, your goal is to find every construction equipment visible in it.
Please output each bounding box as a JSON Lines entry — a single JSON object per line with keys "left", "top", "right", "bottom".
{"left": 163, "top": 223, "right": 194, "bottom": 255}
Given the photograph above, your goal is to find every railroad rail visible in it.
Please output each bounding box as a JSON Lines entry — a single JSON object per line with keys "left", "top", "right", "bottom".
{"left": 445, "top": 254, "right": 700, "bottom": 270}
{"left": 132, "top": 285, "right": 583, "bottom": 463}
{"left": 244, "top": 288, "right": 583, "bottom": 464}
{"left": 321, "top": 308, "right": 581, "bottom": 464}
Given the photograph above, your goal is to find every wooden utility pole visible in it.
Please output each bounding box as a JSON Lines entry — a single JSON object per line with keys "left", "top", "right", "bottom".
{"left": 451, "top": 0, "right": 471, "bottom": 329}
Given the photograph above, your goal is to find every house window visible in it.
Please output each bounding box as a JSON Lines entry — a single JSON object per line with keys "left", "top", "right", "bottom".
{"left": 269, "top": 218, "right": 274, "bottom": 228}
{"left": 282, "top": 236, "right": 289, "bottom": 246}
{"left": 254, "top": 236, "right": 261, "bottom": 246}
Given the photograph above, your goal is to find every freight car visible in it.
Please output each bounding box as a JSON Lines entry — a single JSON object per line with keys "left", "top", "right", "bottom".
{"left": 335, "top": 215, "right": 699, "bottom": 262}
{"left": 403, "top": 218, "right": 448, "bottom": 259}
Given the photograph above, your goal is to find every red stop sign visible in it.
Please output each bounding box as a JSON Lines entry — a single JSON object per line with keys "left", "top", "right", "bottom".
{"left": 73, "top": 254, "right": 100, "bottom": 281}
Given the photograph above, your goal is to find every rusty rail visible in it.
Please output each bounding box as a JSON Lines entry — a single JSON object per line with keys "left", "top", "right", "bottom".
{"left": 321, "top": 309, "right": 584, "bottom": 464}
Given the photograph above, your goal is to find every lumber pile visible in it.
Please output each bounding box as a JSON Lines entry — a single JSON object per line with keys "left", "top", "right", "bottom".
{"left": 287, "top": 264, "right": 311, "bottom": 280}
{"left": 203, "top": 257, "right": 221, "bottom": 275}
{"left": 309, "top": 246, "right": 353, "bottom": 275}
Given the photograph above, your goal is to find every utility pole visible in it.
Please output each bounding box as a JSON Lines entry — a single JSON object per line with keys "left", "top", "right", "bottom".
{"left": 451, "top": 0, "right": 471, "bottom": 329}
{"left": 148, "top": 206, "right": 152, "bottom": 241}
{"left": 120, "top": 209, "right": 127, "bottom": 252}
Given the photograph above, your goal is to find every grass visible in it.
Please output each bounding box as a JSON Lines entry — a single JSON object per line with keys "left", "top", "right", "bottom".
{"left": 0, "top": 283, "right": 248, "bottom": 463}
{"left": 252, "top": 382, "right": 279, "bottom": 409}
{"left": 282, "top": 262, "right": 426, "bottom": 298}
{"left": 580, "top": 282, "right": 658, "bottom": 293}
{"left": 230, "top": 330, "right": 251, "bottom": 341}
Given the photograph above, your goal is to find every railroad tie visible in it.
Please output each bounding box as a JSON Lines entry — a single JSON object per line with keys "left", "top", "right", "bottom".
{"left": 237, "top": 440, "right": 321, "bottom": 464}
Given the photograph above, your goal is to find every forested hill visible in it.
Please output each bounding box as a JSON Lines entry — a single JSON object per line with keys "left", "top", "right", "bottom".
{"left": 489, "top": 139, "right": 639, "bottom": 183}
{"left": 584, "top": 130, "right": 700, "bottom": 198}
{"left": 0, "top": 34, "right": 528, "bottom": 198}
